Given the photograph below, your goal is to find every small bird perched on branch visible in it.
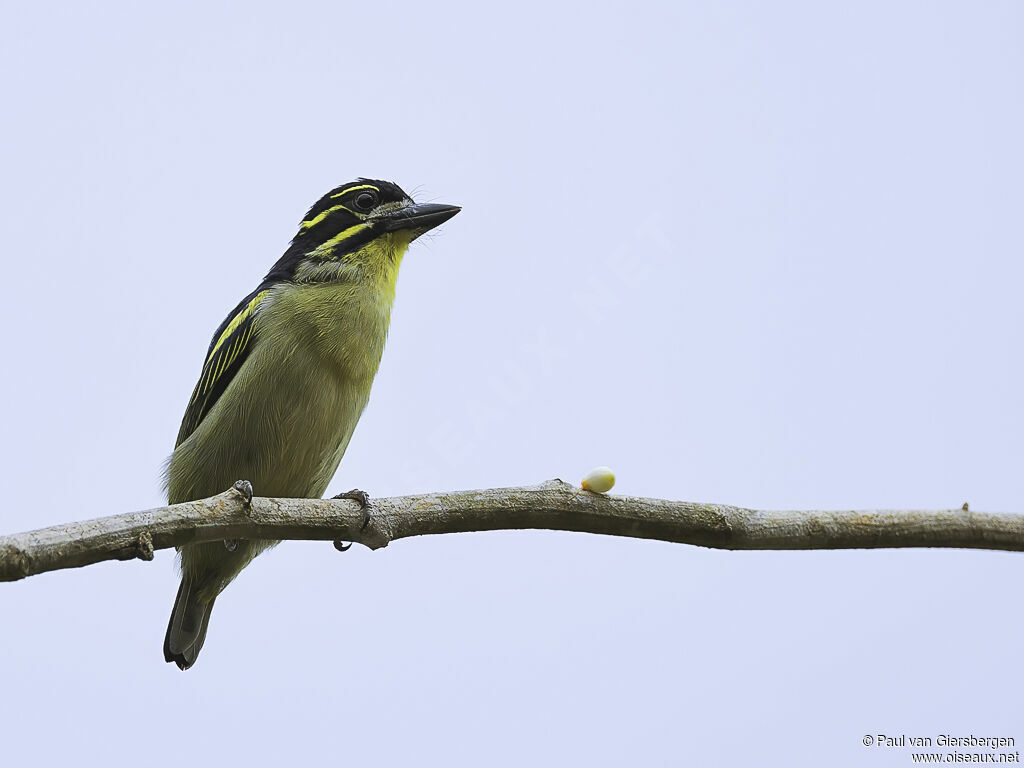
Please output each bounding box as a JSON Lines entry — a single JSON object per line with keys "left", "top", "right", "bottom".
{"left": 162, "top": 179, "right": 460, "bottom": 669}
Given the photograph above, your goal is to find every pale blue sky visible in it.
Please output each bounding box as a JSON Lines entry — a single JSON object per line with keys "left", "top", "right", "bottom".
{"left": 1, "top": 2, "right": 1022, "bottom": 765}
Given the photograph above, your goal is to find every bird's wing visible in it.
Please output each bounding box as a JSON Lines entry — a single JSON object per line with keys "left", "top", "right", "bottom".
{"left": 175, "top": 287, "right": 271, "bottom": 447}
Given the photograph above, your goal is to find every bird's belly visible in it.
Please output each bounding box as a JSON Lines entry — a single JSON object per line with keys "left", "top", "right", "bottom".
{"left": 166, "top": 344, "right": 372, "bottom": 504}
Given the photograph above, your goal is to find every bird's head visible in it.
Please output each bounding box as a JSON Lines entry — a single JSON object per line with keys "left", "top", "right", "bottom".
{"left": 266, "top": 178, "right": 460, "bottom": 286}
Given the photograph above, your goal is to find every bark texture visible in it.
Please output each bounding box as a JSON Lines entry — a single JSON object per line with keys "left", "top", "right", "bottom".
{"left": 1, "top": 480, "right": 1020, "bottom": 582}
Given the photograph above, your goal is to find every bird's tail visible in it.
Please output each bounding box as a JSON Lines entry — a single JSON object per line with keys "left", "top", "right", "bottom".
{"left": 163, "top": 576, "right": 216, "bottom": 671}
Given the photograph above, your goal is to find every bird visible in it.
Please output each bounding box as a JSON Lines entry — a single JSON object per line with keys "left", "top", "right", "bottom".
{"left": 162, "top": 178, "right": 460, "bottom": 670}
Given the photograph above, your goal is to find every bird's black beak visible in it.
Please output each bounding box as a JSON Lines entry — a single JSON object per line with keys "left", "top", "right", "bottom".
{"left": 380, "top": 202, "right": 461, "bottom": 239}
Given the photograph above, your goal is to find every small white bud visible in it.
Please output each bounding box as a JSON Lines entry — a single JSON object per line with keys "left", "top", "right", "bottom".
{"left": 581, "top": 466, "right": 615, "bottom": 494}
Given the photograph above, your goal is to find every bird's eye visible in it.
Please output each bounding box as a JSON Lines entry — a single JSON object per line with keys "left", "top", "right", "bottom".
{"left": 354, "top": 191, "right": 378, "bottom": 211}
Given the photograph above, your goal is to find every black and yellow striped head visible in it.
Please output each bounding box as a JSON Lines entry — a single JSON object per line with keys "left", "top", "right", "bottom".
{"left": 265, "top": 178, "right": 460, "bottom": 285}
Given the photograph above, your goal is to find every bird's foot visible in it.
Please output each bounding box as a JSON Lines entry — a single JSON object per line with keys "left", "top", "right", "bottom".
{"left": 227, "top": 480, "right": 253, "bottom": 550}
{"left": 332, "top": 488, "right": 372, "bottom": 552}
{"left": 333, "top": 489, "right": 372, "bottom": 529}
{"left": 233, "top": 479, "right": 254, "bottom": 506}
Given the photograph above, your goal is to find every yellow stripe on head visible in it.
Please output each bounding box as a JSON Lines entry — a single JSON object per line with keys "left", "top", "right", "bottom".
{"left": 330, "top": 184, "right": 380, "bottom": 199}
{"left": 309, "top": 222, "right": 371, "bottom": 259}
{"left": 299, "top": 204, "right": 355, "bottom": 233}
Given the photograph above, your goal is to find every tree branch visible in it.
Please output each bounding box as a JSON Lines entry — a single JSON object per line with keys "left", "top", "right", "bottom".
{"left": 2, "top": 479, "right": 1022, "bottom": 582}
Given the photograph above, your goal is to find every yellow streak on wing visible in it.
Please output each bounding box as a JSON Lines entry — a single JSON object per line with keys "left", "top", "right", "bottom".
{"left": 189, "top": 290, "right": 270, "bottom": 403}
{"left": 193, "top": 362, "right": 214, "bottom": 403}
{"left": 226, "top": 335, "right": 242, "bottom": 369}
{"left": 213, "top": 344, "right": 230, "bottom": 383}
{"left": 237, "top": 324, "right": 254, "bottom": 362}
{"left": 189, "top": 371, "right": 206, "bottom": 405}
{"left": 209, "top": 290, "right": 270, "bottom": 359}
{"left": 329, "top": 184, "right": 379, "bottom": 199}
{"left": 200, "top": 363, "right": 216, "bottom": 397}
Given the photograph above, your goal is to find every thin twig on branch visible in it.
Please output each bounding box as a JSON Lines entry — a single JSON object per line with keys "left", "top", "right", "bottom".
{"left": 1, "top": 479, "right": 1021, "bottom": 582}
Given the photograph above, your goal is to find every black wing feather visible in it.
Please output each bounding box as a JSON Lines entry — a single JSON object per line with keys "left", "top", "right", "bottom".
{"left": 175, "top": 287, "right": 271, "bottom": 447}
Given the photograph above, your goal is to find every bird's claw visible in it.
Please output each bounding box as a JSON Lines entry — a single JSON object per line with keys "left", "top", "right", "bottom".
{"left": 333, "top": 488, "right": 372, "bottom": 529}
{"left": 333, "top": 488, "right": 370, "bottom": 509}
{"left": 233, "top": 479, "right": 254, "bottom": 506}
{"left": 332, "top": 488, "right": 372, "bottom": 551}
